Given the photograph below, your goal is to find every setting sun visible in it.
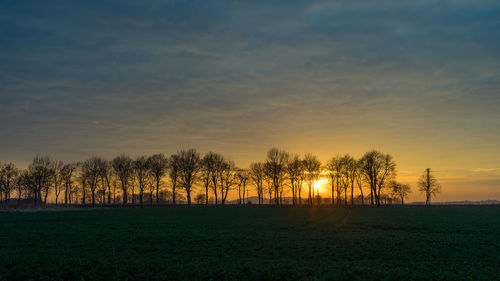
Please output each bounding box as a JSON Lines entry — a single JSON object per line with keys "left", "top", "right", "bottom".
{"left": 314, "top": 178, "right": 328, "bottom": 195}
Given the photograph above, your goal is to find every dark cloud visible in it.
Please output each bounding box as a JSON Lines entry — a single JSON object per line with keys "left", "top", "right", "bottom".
{"left": 0, "top": 0, "right": 499, "bottom": 183}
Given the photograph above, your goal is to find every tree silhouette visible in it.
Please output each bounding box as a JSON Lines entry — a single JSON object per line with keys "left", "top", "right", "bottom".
{"left": 97, "top": 159, "right": 113, "bottom": 205}
{"left": 134, "top": 156, "right": 149, "bottom": 208}
{"left": 391, "top": 181, "right": 411, "bottom": 205}
{"left": 112, "top": 155, "right": 133, "bottom": 205}
{"left": 354, "top": 160, "right": 365, "bottom": 205}
{"left": 286, "top": 155, "right": 305, "bottom": 205}
{"left": 219, "top": 160, "right": 237, "bottom": 205}
{"left": 81, "top": 157, "right": 101, "bottom": 207}
{"left": 61, "top": 163, "right": 76, "bottom": 205}
{"left": 51, "top": 160, "right": 63, "bottom": 205}
{"left": 168, "top": 154, "right": 181, "bottom": 205}
{"left": 303, "top": 153, "right": 321, "bottom": 206}
{"left": 28, "top": 156, "right": 53, "bottom": 205}
{"left": 418, "top": 169, "right": 440, "bottom": 205}
{"left": 249, "top": 162, "right": 265, "bottom": 205}
{"left": 359, "top": 151, "right": 396, "bottom": 206}
{"left": 0, "top": 163, "right": 19, "bottom": 203}
{"left": 264, "top": 148, "right": 289, "bottom": 205}
{"left": 147, "top": 154, "right": 169, "bottom": 205}
{"left": 341, "top": 155, "right": 357, "bottom": 206}
{"left": 236, "top": 169, "right": 249, "bottom": 204}
{"left": 201, "top": 152, "right": 222, "bottom": 205}
{"left": 176, "top": 149, "right": 201, "bottom": 205}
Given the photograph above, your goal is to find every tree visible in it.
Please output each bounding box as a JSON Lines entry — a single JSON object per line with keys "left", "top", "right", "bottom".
{"left": 418, "top": 168, "right": 441, "bottom": 205}
{"left": 17, "top": 170, "right": 30, "bottom": 204}
{"left": 303, "top": 153, "right": 321, "bottom": 206}
{"left": 264, "top": 148, "right": 289, "bottom": 205}
{"left": 249, "top": 162, "right": 265, "bottom": 205}
{"left": 286, "top": 155, "right": 305, "bottom": 205}
{"left": 61, "top": 163, "right": 76, "bottom": 205}
{"left": 219, "top": 160, "right": 237, "bottom": 205}
{"left": 147, "top": 154, "right": 169, "bottom": 205}
{"left": 51, "top": 161, "right": 64, "bottom": 205}
{"left": 97, "top": 159, "right": 113, "bottom": 205}
{"left": 359, "top": 150, "right": 396, "bottom": 206}
{"left": 168, "top": 154, "right": 181, "bottom": 205}
{"left": 145, "top": 172, "right": 155, "bottom": 205}
{"left": 236, "top": 169, "right": 249, "bottom": 204}
{"left": 81, "top": 157, "right": 101, "bottom": 207}
{"left": 0, "top": 163, "right": 19, "bottom": 203}
{"left": 176, "top": 149, "right": 201, "bottom": 205}
{"left": 134, "top": 156, "right": 149, "bottom": 208}
{"left": 354, "top": 160, "right": 365, "bottom": 205}
{"left": 28, "top": 156, "right": 53, "bottom": 205}
{"left": 326, "top": 156, "right": 341, "bottom": 206}
{"left": 201, "top": 152, "right": 222, "bottom": 205}
{"left": 391, "top": 181, "right": 411, "bottom": 205}
{"left": 112, "top": 155, "right": 134, "bottom": 205}
{"left": 344, "top": 155, "right": 357, "bottom": 205}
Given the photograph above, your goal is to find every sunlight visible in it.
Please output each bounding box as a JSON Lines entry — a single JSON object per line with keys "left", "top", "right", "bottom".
{"left": 314, "top": 178, "right": 328, "bottom": 195}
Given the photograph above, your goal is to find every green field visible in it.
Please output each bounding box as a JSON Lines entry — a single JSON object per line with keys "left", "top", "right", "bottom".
{"left": 1, "top": 206, "right": 500, "bottom": 280}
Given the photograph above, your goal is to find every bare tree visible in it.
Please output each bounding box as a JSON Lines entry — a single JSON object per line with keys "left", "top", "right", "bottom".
{"left": 133, "top": 156, "right": 149, "bottom": 208}
{"left": 359, "top": 150, "right": 396, "bottom": 206}
{"left": 286, "top": 155, "right": 304, "bottom": 205}
{"left": 391, "top": 181, "right": 411, "bottom": 205}
{"left": 97, "top": 159, "right": 113, "bottom": 205}
{"left": 249, "top": 162, "right": 265, "bottom": 205}
{"left": 354, "top": 160, "right": 365, "bottom": 205}
{"left": 0, "top": 163, "right": 19, "bottom": 203}
{"left": 81, "top": 157, "right": 101, "bottom": 207}
{"left": 147, "top": 154, "right": 169, "bottom": 205}
{"left": 201, "top": 152, "right": 222, "bottom": 205}
{"left": 17, "top": 170, "right": 30, "bottom": 204}
{"left": 50, "top": 160, "right": 63, "bottom": 205}
{"left": 176, "top": 149, "right": 201, "bottom": 205}
{"left": 236, "top": 169, "right": 249, "bottom": 204}
{"left": 219, "top": 160, "right": 237, "bottom": 205}
{"left": 61, "top": 163, "right": 76, "bottom": 205}
{"left": 264, "top": 148, "right": 289, "bottom": 205}
{"left": 146, "top": 173, "right": 155, "bottom": 205}
{"left": 326, "top": 156, "right": 339, "bottom": 206}
{"left": 418, "top": 168, "right": 440, "bottom": 205}
{"left": 112, "top": 155, "right": 133, "bottom": 205}
{"left": 347, "top": 156, "right": 358, "bottom": 205}
{"left": 303, "top": 153, "right": 321, "bottom": 206}
{"left": 28, "top": 156, "right": 53, "bottom": 205}
{"left": 168, "top": 154, "right": 181, "bottom": 205}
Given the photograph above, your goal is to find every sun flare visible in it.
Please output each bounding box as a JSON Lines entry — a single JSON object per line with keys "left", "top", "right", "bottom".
{"left": 313, "top": 178, "right": 328, "bottom": 195}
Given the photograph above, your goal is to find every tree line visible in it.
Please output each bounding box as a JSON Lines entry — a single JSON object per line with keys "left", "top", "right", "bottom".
{"left": 0, "top": 148, "right": 441, "bottom": 207}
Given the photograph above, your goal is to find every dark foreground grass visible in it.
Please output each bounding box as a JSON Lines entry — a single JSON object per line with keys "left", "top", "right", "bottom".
{"left": 1, "top": 206, "right": 500, "bottom": 280}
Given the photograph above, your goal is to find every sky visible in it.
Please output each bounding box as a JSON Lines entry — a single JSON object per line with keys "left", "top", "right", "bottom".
{"left": 1, "top": 0, "right": 500, "bottom": 202}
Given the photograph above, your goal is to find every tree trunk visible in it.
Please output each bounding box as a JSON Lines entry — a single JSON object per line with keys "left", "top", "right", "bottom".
{"left": 122, "top": 187, "right": 127, "bottom": 205}
{"left": 172, "top": 183, "right": 176, "bottom": 205}
{"left": 156, "top": 179, "right": 160, "bottom": 205}
{"left": 140, "top": 189, "right": 143, "bottom": 208}
{"left": 186, "top": 187, "right": 191, "bottom": 205}
{"left": 351, "top": 182, "right": 354, "bottom": 205}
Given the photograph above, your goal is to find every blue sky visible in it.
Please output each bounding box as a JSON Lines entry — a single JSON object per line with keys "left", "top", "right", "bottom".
{"left": 1, "top": 0, "right": 500, "bottom": 200}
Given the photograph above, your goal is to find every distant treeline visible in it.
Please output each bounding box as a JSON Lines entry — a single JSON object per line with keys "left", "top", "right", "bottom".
{"left": 0, "top": 148, "right": 440, "bottom": 208}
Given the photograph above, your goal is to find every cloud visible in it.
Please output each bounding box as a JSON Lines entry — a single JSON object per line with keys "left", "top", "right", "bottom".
{"left": 472, "top": 168, "right": 500, "bottom": 173}
{"left": 0, "top": 0, "right": 499, "bottom": 178}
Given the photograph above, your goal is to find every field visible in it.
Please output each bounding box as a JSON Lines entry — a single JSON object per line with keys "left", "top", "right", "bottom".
{"left": 1, "top": 206, "right": 500, "bottom": 280}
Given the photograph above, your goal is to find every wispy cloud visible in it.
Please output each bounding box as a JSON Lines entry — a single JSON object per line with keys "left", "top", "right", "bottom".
{"left": 472, "top": 168, "right": 500, "bottom": 173}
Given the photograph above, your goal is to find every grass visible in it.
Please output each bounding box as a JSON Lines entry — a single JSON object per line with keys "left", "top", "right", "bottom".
{"left": 1, "top": 206, "right": 500, "bottom": 280}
